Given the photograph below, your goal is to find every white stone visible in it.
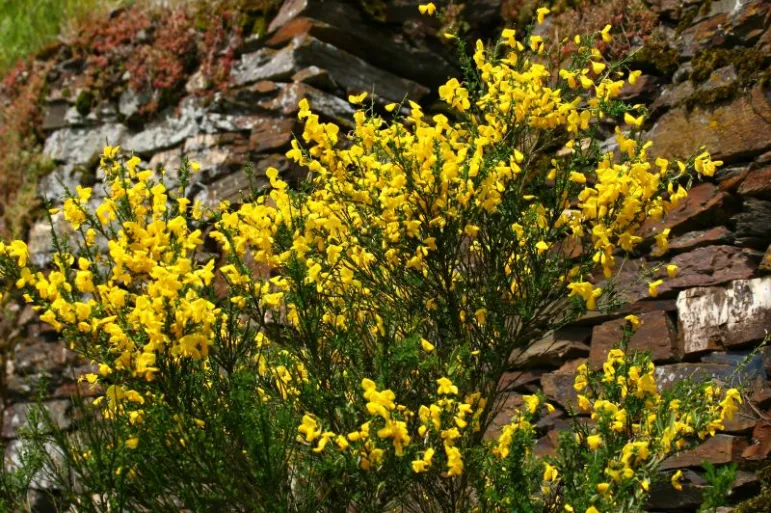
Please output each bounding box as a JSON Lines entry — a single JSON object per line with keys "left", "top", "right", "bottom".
{"left": 677, "top": 277, "right": 771, "bottom": 354}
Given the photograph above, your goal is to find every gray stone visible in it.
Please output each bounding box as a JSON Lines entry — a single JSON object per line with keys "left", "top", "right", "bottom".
{"left": 195, "top": 169, "right": 267, "bottom": 208}
{"left": 294, "top": 36, "right": 429, "bottom": 103}
{"left": 655, "top": 361, "right": 766, "bottom": 390}
{"left": 26, "top": 212, "right": 73, "bottom": 268}
{"left": 37, "top": 165, "right": 82, "bottom": 203}
{"left": 732, "top": 198, "right": 771, "bottom": 248}
{"left": 2, "top": 401, "right": 72, "bottom": 439}
{"left": 232, "top": 44, "right": 298, "bottom": 86}
{"left": 42, "top": 101, "right": 70, "bottom": 131}
{"left": 259, "top": 82, "right": 356, "bottom": 127}
{"left": 4, "top": 439, "right": 64, "bottom": 490}
{"left": 119, "top": 87, "right": 152, "bottom": 120}
{"left": 126, "top": 99, "right": 204, "bottom": 155}
{"left": 292, "top": 66, "right": 337, "bottom": 91}
{"left": 677, "top": 277, "right": 771, "bottom": 355}
{"left": 43, "top": 124, "right": 129, "bottom": 165}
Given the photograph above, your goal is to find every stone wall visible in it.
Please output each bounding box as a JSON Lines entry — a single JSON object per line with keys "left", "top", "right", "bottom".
{"left": 2, "top": 0, "right": 770, "bottom": 510}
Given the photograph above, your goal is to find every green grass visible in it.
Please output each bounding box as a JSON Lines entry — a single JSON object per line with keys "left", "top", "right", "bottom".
{"left": 0, "top": 0, "right": 120, "bottom": 75}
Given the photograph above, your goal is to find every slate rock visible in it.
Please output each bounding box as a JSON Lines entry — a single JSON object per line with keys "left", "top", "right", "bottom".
{"left": 655, "top": 361, "right": 766, "bottom": 391}
{"left": 127, "top": 99, "right": 204, "bottom": 155}
{"left": 43, "top": 123, "right": 129, "bottom": 165}
{"left": 509, "top": 327, "right": 590, "bottom": 369}
{"left": 232, "top": 43, "right": 298, "bottom": 86}
{"left": 732, "top": 198, "right": 771, "bottom": 249}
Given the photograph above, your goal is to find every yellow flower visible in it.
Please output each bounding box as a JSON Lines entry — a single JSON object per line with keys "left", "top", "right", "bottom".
{"left": 569, "top": 171, "right": 587, "bottom": 183}
{"left": 600, "top": 24, "right": 612, "bottom": 43}
{"left": 418, "top": 2, "right": 436, "bottom": 15}
{"left": 648, "top": 279, "right": 664, "bottom": 297}
{"left": 671, "top": 470, "right": 684, "bottom": 491}
{"left": 411, "top": 447, "right": 435, "bottom": 473}
{"left": 125, "top": 437, "right": 139, "bottom": 449}
{"left": 530, "top": 35, "right": 544, "bottom": 53}
{"left": 522, "top": 395, "right": 540, "bottom": 414}
{"left": 597, "top": 482, "right": 610, "bottom": 495}
{"left": 624, "top": 314, "right": 641, "bottom": 329}
{"left": 536, "top": 7, "right": 550, "bottom": 24}
{"left": 385, "top": 103, "right": 398, "bottom": 112}
{"left": 421, "top": 338, "right": 435, "bottom": 352}
{"left": 587, "top": 434, "right": 603, "bottom": 451}
{"left": 666, "top": 264, "right": 678, "bottom": 278}
{"left": 543, "top": 462, "right": 559, "bottom": 482}
{"left": 535, "top": 241, "right": 550, "bottom": 254}
{"left": 624, "top": 112, "right": 644, "bottom": 127}
{"left": 348, "top": 92, "right": 368, "bottom": 105}
{"left": 628, "top": 70, "right": 642, "bottom": 85}
{"left": 437, "top": 377, "right": 458, "bottom": 395}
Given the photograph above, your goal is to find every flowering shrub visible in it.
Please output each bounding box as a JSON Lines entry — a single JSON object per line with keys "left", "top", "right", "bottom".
{"left": 0, "top": 8, "right": 735, "bottom": 513}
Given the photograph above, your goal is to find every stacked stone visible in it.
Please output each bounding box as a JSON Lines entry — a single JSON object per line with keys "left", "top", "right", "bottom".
{"left": 2, "top": 0, "right": 771, "bottom": 511}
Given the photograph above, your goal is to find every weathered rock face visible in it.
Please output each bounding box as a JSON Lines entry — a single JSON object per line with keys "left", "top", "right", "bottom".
{"left": 677, "top": 277, "right": 771, "bottom": 355}
{"left": 3, "top": 0, "right": 771, "bottom": 511}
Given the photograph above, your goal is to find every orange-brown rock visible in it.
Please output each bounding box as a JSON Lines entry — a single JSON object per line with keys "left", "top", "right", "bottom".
{"left": 738, "top": 166, "right": 771, "bottom": 199}
{"left": 648, "top": 87, "right": 771, "bottom": 163}
{"left": 660, "top": 434, "right": 748, "bottom": 470}
{"left": 589, "top": 310, "right": 679, "bottom": 367}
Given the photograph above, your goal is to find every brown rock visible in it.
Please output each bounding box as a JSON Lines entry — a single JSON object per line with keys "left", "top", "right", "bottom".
{"left": 615, "top": 246, "right": 758, "bottom": 303}
{"left": 677, "top": 277, "right": 771, "bottom": 354}
{"left": 534, "top": 429, "right": 561, "bottom": 457}
{"left": 618, "top": 74, "right": 661, "bottom": 103}
{"left": 589, "top": 310, "right": 679, "bottom": 367}
{"left": 737, "top": 166, "right": 771, "bottom": 199}
{"left": 650, "top": 80, "right": 695, "bottom": 115}
{"left": 669, "top": 226, "right": 735, "bottom": 253}
{"left": 751, "top": 387, "right": 771, "bottom": 409}
{"left": 677, "top": 13, "right": 730, "bottom": 58}
{"left": 541, "top": 371, "right": 579, "bottom": 411}
{"left": 717, "top": 165, "right": 751, "bottom": 192}
{"left": 498, "top": 369, "right": 547, "bottom": 392}
{"left": 509, "top": 327, "right": 590, "bottom": 369}
{"left": 742, "top": 422, "right": 771, "bottom": 461}
{"left": 485, "top": 390, "right": 522, "bottom": 440}
{"left": 664, "top": 245, "right": 759, "bottom": 292}
{"left": 640, "top": 183, "right": 734, "bottom": 240}
{"left": 248, "top": 117, "right": 297, "bottom": 154}
{"left": 12, "top": 337, "right": 77, "bottom": 376}
{"left": 648, "top": 87, "right": 771, "bottom": 163}
{"left": 660, "top": 434, "right": 748, "bottom": 470}
{"left": 647, "top": 470, "right": 707, "bottom": 510}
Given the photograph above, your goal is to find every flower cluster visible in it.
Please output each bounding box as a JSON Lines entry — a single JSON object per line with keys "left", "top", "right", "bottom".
{"left": 0, "top": 8, "right": 730, "bottom": 513}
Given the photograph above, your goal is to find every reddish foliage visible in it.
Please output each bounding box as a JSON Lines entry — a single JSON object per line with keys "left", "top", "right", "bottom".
{"left": 127, "top": 10, "right": 196, "bottom": 92}
{"left": 550, "top": 0, "right": 660, "bottom": 60}
{"left": 0, "top": 59, "right": 52, "bottom": 236}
